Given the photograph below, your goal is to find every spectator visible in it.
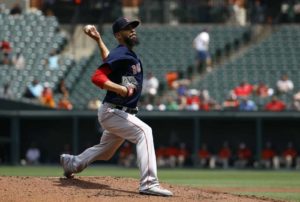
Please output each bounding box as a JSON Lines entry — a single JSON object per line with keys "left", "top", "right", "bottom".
{"left": 25, "top": 142, "right": 41, "bottom": 165}
{"left": 47, "top": 50, "right": 60, "bottom": 70}
{"left": 0, "top": 40, "right": 12, "bottom": 54}
{"left": 254, "top": 81, "right": 273, "bottom": 98}
{"left": 216, "top": 141, "right": 232, "bottom": 169}
{"left": 0, "top": 82, "right": 12, "bottom": 98}
{"left": 177, "top": 142, "right": 189, "bottom": 167}
{"left": 250, "top": 0, "right": 266, "bottom": 24}
{"left": 165, "top": 71, "right": 179, "bottom": 89}
{"left": 12, "top": 52, "right": 25, "bottom": 69}
{"left": 143, "top": 72, "right": 159, "bottom": 104}
{"left": 58, "top": 95, "right": 73, "bottom": 110}
{"left": 10, "top": 3, "right": 22, "bottom": 15}
{"left": 156, "top": 145, "right": 168, "bottom": 168}
{"left": 121, "top": 0, "right": 142, "bottom": 19}
{"left": 292, "top": 91, "right": 300, "bottom": 111}
{"left": 0, "top": 40, "right": 12, "bottom": 65}
{"left": 56, "top": 79, "right": 69, "bottom": 97}
{"left": 165, "top": 144, "right": 179, "bottom": 168}
{"left": 166, "top": 95, "right": 179, "bottom": 111}
{"left": 186, "top": 89, "right": 201, "bottom": 111}
{"left": 197, "top": 143, "right": 213, "bottom": 168}
{"left": 239, "top": 97, "right": 257, "bottom": 111}
{"left": 222, "top": 93, "right": 239, "bottom": 111}
{"left": 23, "top": 79, "right": 44, "bottom": 99}
{"left": 234, "top": 142, "right": 252, "bottom": 168}
{"left": 264, "top": 96, "right": 286, "bottom": 111}
{"left": 234, "top": 81, "right": 253, "bottom": 98}
{"left": 232, "top": 0, "right": 247, "bottom": 26}
{"left": 258, "top": 142, "right": 277, "bottom": 169}
{"left": 118, "top": 141, "right": 136, "bottom": 167}
{"left": 281, "top": 142, "right": 297, "bottom": 169}
{"left": 193, "top": 28, "right": 212, "bottom": 73}
{"left": 40, "top": 83, "right": 56, "bottom": 108}
{"left": 276, "top": 74, "right": 294, "bottom": 94}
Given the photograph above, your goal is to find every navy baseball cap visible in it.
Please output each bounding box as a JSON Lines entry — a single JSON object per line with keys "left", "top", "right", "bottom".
{"left": 112, "top": 17, "right": 140, "bottom": 34}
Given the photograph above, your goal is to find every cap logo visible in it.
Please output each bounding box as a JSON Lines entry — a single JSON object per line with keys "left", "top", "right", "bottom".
{"left": 124, "top": 18, "right": 129, "bottom": 22}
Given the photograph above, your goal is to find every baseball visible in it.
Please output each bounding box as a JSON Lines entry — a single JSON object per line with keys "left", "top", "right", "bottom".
{"left": 83, "top": 25, "right": 93, "bottom": 33}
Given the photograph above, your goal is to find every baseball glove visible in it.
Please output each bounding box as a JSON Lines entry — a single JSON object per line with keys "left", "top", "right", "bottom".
{"left": 122, "top": 76, "right": 138, "bottom": 97}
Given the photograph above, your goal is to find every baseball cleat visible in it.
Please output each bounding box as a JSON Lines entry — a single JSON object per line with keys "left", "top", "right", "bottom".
{"left": 60, "top": 154, "right": 75, "bottom": 179}
{"left": 139, "top": 186, "right": 173, "bottom": 197}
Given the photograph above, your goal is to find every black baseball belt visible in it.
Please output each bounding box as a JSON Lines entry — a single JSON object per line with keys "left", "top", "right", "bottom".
{"left": 104, "top": 102, "right": 138, "bottom": 115}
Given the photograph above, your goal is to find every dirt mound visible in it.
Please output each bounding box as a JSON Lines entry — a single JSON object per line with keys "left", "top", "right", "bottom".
{"left": 0, "top": 176, "right": 282, "bottom": 202}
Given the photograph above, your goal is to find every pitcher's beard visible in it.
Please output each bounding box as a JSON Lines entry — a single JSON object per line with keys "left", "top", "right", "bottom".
{"left": 124, "top": 36, "right": 140, "bottom": 48}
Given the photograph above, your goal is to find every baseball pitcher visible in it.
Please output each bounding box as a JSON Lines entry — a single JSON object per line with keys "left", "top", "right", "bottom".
{"left": 60, "top": 17, "right": 173, "bottom": 197}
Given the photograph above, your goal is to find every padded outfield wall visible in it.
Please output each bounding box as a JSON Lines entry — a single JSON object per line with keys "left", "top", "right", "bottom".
{"left": 0, "top": 110, "right": 300, "bottom": 165}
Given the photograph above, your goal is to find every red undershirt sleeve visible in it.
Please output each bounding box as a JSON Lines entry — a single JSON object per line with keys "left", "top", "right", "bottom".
{"left": 91, "top": 64, "right": 112, "bottom": 89}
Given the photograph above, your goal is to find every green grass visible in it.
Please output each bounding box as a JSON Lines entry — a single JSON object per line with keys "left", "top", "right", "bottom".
{"left": 1, "top": 166, "right": 300, "bottom": 201}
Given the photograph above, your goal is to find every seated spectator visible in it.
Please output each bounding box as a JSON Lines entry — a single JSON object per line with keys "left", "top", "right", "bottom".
{"left": 222, "top": 93, "right": 239, "bottom": 111}
{"left": 156, "top": 145, "right": 168, "bottom": 168}
{"left": 10, "top": 3, "right": 22, "bottom": 15}
{"left": 276, "top": 74, "right": 294, "bottom": 94}
{"left": 55, "top": 79, "right": 69, "bottom": 97}
{"left": 197, "top": 143, "right": 213, "bottom": 168}
{"left": 47, "top": 50, "right": 60, "bottom": 70}
{"left": 292, "top": 91, "right": 300, "bottom": 111}
{"left": 254, "top": 81, "right": 273, "bottom": 98}
{"left": 25, "top": 142, "right": 41, "bottom": 165}
{"left": 12, "top": 52, "right": 25, "bottom": 69}
{"left": 234, "top": 81, "right": 253, "bottom": 98}
{"left": 0, "top": 82, "right": 12, "bottom": 98}
{"left": 177, "top": 142, "right": 189, "bottom": 167}
{"left": 216, "top": 141, "right": 232, "bottom": 169}
{"left": 40, "top": 83, "right": 56, "bottom": 108}
{"left": 0, "top": 40, "right": 12, "bottom": 65}
{"left": 23, "top": 79, "right": 44, "bottom": 99}
{"left": 239, "top": 97, "right": 257, "bottom": 111}
{"left": 166, "top": 96, "right": 179, "bottom": 111}
{"left": 234, "top": 142, "right": 252, "bottom": 168}
{"left": 186, "top": 89, "right": 201, "bottom": 111}
{"left": 258, "top": 142, "right": 277, "bottom": 169}
{"left": 143, "top": 72, "right": 159, "bottom": 104}
{"left": 165, "top": 71, "right": 178, "bottom": 89}
{"left": 118, "top": 141, "right": 135, "bottom": 167}
{"left": 165, "top": 144, "right": 179, "bottom": 168}
{"left": 264, "top": 96, "right": 286, "bottom": 111}
{"left": 281, "top": 142, "right": 297, "bottom": 169}
{"left": 58, "top": 95, "right": 73, "bottom": 110}
{"left": 0, "top": 40, "right": 12, "bottom": 54}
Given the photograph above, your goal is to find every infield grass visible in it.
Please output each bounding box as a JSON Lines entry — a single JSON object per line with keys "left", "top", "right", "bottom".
{"left": 0, "top": 165, "right": 299, "bottom": 201}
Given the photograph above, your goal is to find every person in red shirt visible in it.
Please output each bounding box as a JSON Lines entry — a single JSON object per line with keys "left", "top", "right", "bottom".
{"left": 255, "top": 81, "right": 271, "bottom": 98}
{"left": 177, "top": 142, "right": 189, "bottom": 167}
{"left": 198, "top": 143, "right": 211, "bottom": 168}
{"left": 259, "top": 142, "right": 277, "bottom": 169}
{"left": 118, "top": 141, "right": 135, "bottom": 167}
{"left": 235, "top": 142, "right": 252, "bottom": 168}
{"left": 155, "top": 145, "right": 168, "bottom": 168}
{"left": 217, "top": 141, "right": 232, "bottom": 169}
{"left": 234, "top": 81, "right": 253, "bottom": 98}
{"left": 165, "top": 145, "right": 179, "bottom": 168}
{"left": 264, "top": 96, "right": 286, "bottom": 111}
{"left": 222, "top": 93, "right": 239, "bottom": 111}
{"left": 281, "top": 142, "right": 297, "bottom": 169}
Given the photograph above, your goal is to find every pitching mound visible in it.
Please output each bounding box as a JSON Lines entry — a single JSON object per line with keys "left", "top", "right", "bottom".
{"left": 0, "top": 176, "right": 281, "bottom": 202}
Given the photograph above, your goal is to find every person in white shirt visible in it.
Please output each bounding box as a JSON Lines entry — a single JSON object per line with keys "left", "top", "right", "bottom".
{"left": 276, "top": 74, "right": 294, "bottom": 94}
{"left": 193, "top": 29, "right": 212, "bottom": 73}
{"left": 143, "top": 72, "right": 159, "bottom": 103}
{"left": 26, "top": 143, "right": 41, "bottom": 165}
